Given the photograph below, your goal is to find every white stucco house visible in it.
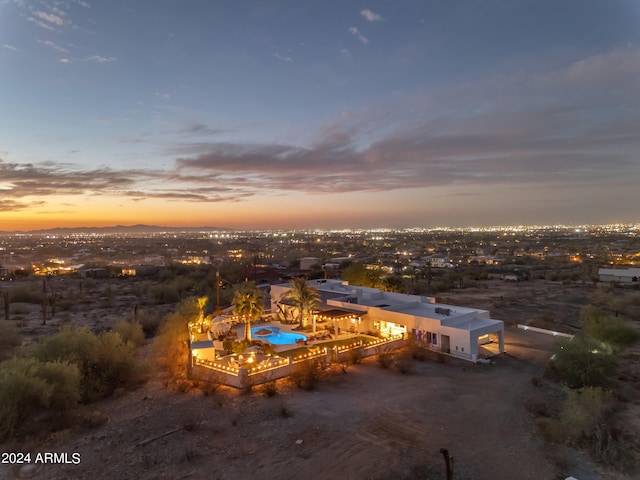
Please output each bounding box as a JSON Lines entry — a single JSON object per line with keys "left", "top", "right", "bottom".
{"left": 598, "top": 267, "right": 640, "bottom": 284}
{"left": 271, "top": 279, "right": 504, "bottom": 363}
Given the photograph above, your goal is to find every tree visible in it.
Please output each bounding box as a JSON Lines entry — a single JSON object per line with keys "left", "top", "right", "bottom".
{"left": 281, "top": 276, "right": 320, "bottom": 331}
{"left": 582, "top": 306, "right": 640, "bottom": 353}
{"left": 381, "top": 275, "right": 405, "bottom": 293}
{"left": 343, "top": 263, "right": 383, "bottom": 288}
{"left": 551, "top": 335, "right": 617, "bottom": 388}
{"left": 195, "top": 296, "right": 208, "bottom": 328}
{"left": 232, "top": 282, "right": 264, "bottom": 342}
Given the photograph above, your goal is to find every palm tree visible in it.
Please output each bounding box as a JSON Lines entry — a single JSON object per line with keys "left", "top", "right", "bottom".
{"left": 232, "top": 282, "right": 264, "bottom": 342}
{"left": 282, "top": 276, "right": 321, "bottom": 331}
{"left": 195, "top": 296, "right": 208, "bottom": 330}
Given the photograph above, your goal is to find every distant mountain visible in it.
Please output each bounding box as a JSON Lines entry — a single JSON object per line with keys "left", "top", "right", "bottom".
{"left": 0, "top": 225, "right": 231, "bottom": 234}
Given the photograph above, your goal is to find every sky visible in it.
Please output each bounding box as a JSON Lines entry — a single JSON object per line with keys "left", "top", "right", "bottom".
{"left": 0, "top": 0, "right": 639, "bottom": 231}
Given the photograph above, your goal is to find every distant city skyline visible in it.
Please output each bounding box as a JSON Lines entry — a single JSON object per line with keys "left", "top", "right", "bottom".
{"left": 1, "top": 0, "right": 639, "bottom": 231}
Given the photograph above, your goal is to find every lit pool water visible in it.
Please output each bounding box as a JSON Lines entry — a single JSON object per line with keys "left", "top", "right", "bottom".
{"left": 251, "top": 326, "right": 307, "bottom": 345}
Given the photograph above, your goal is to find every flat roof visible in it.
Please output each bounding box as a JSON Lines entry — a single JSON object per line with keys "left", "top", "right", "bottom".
{"left": 385, "top": 301, "right": 487, "bottom": 320}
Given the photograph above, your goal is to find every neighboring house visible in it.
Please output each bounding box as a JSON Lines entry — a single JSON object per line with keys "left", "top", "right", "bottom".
{"left": 598, "top": 267, "right": 640, "bottom": 284}
{"left": 503, "top": 269, "right": 528, "bottom": 282}
{"left": 121, "top": 265, "right": 159, "bottom": 277}
{"left": 271, "top": 279, "right": 504, "bottom": 363}
{"left": 322, "top": 263, "right": 340, "bottom": 270}
{"left": 427, "top": 254, "right": 455, "bottom": 268}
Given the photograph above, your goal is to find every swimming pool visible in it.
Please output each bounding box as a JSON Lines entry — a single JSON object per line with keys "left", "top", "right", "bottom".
{"left": 251, "top": 326, "right": 307, "bottom": 345}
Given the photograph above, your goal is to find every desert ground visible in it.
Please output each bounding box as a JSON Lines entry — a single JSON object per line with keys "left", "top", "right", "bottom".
{"left": 1, "top": 275, "right": 638, "bottom": 480}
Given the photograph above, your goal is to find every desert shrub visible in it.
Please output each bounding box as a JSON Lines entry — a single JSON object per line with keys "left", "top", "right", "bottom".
{"left": 149, "top": 284, "right": 181, "bottom": 304}
{"left": 154, "top": 298, "right": 198, "bottom": 377}
{"left": 31, "top": 359, "right": 82, "bottom": 410}
{"left": 377, "top": 349, "right": 396, "bottom": 369}
{"left": 549, "top": 387, "right": 612, "bottom": 445}
{"left": 232, "top": 340, "right": 251, "bottom": 355}
{"left": 261, "top": 381, "right": 278, "bottom": 397}
{"left": 57, "top": 298, "right": 74, "bottom": 312}
{"left": 394, "top": 351, "right": 415, "bottom": 374}
{"left": 290, "top": 360, "right": 321, "bottom": 390}
{"left": 137, "top": 309, "right": 163, "bottom": 337}
{"left": 222, "top": 338, "right": 235, "bottom": 353}
{"left": 0, "top": 322, "right": 21, "bottom": 360}
{"left": 538, "top": 387, "right": 630, "bottom": 467}
{"left": 550, "top": 336, "right": 617, "bottom": 388}
{"left": 0, "top": 359, "right": 51, "bottom": 440}
{"left": 582, "top": 309, "right": 640, "bottom": 353}
{"left": 113, "top": 320, "right": 145, "bottom": 347}
{"left": 29, "top": 327, "right": 138, "bottom": 402}
{"left": 347, "top": 347, "right": 363, "bottom": 365}
{"left": 95, "top": 331, "right": 138, "bottom": 393}
{"left": 407, "top": 341, "right": 427, "bottom": 361}
{"left": 258, "top": 343, "right": 276, "bottom": 356}
{"left": 8, "top": 286, "right": 43, "bottom": 304}
{"left": 0, "top": 357, "right": 80, "bottom": 441}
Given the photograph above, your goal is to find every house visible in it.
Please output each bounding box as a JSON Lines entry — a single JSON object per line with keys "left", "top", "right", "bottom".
{"left": 598, "top": 267, "right": 640, "bottom": 284}
{"left": 271, "top": 279, "right": 504, "bottom": 363}
{"left": 427, "top": 254, "right": 455, "bottom": 268}
{"left": 121, "top": 265, "right": 159, "bottom": 277}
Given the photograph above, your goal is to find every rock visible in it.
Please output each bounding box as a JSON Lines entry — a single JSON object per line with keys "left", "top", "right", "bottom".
{"left": 295, "top": 439, "right": 303, "bottom": 445}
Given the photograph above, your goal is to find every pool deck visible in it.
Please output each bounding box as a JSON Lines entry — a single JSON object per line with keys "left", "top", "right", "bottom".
{"left": 191, "top": 319, "right": 367, "bottom": 363}
{"left": 233, "top": 320, "right": 361, "bottom": 352}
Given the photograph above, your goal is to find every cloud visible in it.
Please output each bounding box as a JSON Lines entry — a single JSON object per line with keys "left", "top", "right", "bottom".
{"left": 172, "top": 47, "right": 640, "bottom": 195}
{"left": 0, "top": 199, "right": 45, "bottom": 212}
{"left": 173, "top": 123, "right": 226, "bottom": 137}
{"left": 348, "top": 27, "right": 369, "bottom": 45}
{"left": 1, "top": 46, "right": 636, "bottom": 219}
{"left": 15, "top": 1, "right": 84, "bottom": 34}
{"left": 271, "top": 53, "right": 293, "bottom": 63}
{"left": 155, "top": 92, "right": 171, "bottom": 100}
{"left": 32, "top": 10, "right": 65, "bottom": 27}
{"left": 86, "top": 55, "right": 117, "bottom": 63}
{"left": 360, "top": 9, "right": 383, "bottom": 22}
{"left": 27, "top": 17, "right": 56, "bottom": 31}
{"left": 0, "top": 158, "right": 252, "bottom": 205}
{"left": 59, "top": 58, "right": 72, "bottom": 63}
{"left": 38, "top": 40, "right": 69, "bottom": 53}
{"left": 339, "top": 48, "right": 351, "bottom": 60}
{"left": 2, "top": 44, "right": 18, "bottom": 51}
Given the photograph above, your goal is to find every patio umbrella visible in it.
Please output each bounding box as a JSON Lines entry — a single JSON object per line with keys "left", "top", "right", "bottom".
{"left": 254, "top": 328, "right": 272, "bottom": 336}
{"left": 211, "top": 321, "right": 231, "bottom": 333}
{"left": 210, "top": 315, "right": 227, "bottom": 323}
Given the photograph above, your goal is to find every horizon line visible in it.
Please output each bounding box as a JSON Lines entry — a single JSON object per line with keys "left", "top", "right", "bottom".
{"left": 2, "top": 222, "right": 639, "bottom": 234}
